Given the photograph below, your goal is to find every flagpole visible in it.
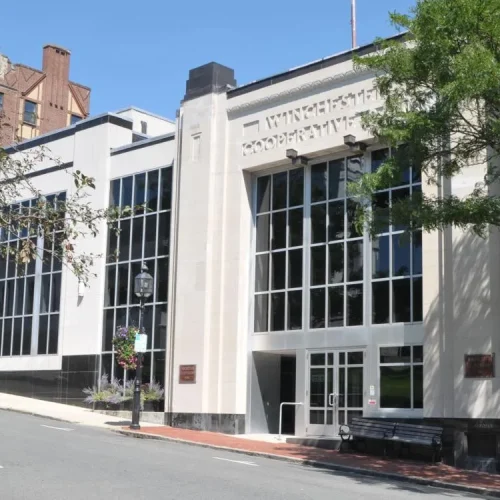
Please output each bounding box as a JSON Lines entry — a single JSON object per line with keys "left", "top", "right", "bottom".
{"left": 351, "top": 0, "right": 357, "bottom": 49}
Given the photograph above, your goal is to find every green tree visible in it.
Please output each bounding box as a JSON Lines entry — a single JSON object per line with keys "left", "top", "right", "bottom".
{"left": 352, "top": 0, "right": 500, "bottom": 237}
{"left": 0, "top": 145, "right": 122, "bottom": 285}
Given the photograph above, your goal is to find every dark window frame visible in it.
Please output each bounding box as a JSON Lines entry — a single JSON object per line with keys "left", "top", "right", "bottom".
{"left": 102, "top": 166, "right": 172, "bottom": 385}
{"left": 379, "top": 345, "right": 423, "bottom": 410}
{"left": 23, "top": 100, "right": 37, "bottom": 125}
{"left": 0, "top": 193, "right": 65, "bottom": 357}
{"left": 254, "top": 167, "right": 305, "bottom": 333}
{"left": 371, "top": 147, "right": 423, "bottom": 326}
{"left": 309, "top": 156, "right": 365, "bottom": 330}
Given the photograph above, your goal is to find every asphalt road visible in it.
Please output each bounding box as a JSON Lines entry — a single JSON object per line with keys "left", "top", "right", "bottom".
{"left": 0, "top": 410, "right": 484, "bottom": 500}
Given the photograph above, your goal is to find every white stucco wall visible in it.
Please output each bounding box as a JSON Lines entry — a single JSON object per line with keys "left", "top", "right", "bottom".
{"left": 170, "top": 53, "right": 426, "bottom": 426}
{"left": 116, "top": 107, "right": 176, "bottom": 137}
{"left": 170, "top": 44, "right": 500, "bottom": 427}
{"left": 0, "top": 114, "right": 176, "bottom": 373}
{"left": 424, "top": 157, "right": 500, "bottom": 419}
{"left": 2, "top": 43, "right": 499, "bottom": 428}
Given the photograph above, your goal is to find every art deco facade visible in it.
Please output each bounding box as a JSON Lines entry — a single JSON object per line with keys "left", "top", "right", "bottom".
{"left": 0, "top": 34, "right": 498, "bottom": 469}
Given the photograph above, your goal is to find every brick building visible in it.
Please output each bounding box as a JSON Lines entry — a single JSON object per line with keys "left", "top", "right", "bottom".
{"left": 0, "top": 45, "right": 90, "bottom": 146}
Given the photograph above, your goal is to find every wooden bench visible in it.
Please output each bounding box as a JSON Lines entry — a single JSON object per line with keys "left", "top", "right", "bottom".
{"left": 339, "top": 418, "right": 395, "bottom": 453}
{"left": 391, "top": 422, "right": 443, "bottom": 463}
{"left": 339, "top": 418, "right": 443, "bottom": 462}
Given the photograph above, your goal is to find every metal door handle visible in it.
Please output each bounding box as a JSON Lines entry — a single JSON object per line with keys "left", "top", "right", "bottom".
{"left": 328, "top": 393, "right": 337, "bottom": 407}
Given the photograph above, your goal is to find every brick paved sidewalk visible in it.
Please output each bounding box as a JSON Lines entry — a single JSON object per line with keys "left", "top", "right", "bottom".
{"left": 121, "top": 426, "right": 500, "bottom": 495}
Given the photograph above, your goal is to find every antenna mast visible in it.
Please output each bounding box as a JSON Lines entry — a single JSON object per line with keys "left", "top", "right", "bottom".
{"left": 351, "top": 0, "right": 357, "bottom": 49}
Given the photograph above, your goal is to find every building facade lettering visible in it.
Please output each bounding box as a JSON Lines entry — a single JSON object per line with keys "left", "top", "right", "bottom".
{"left": 242, "top": 86, "right": 381, "bottom": 156}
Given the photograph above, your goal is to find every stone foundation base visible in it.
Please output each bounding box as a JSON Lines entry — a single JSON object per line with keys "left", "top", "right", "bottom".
{"left": 166, "top": 412, "right": 245, "bottom": 434}
{"left": 371, "top": 417, "right": 500, "bottom": 471}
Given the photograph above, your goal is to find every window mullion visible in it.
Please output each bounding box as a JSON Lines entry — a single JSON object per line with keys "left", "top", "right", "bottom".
{"left": 410, "top": 349, "right": 414, "bottom": 409}
{"left": 410, "top": 232, "right": 414, "bottom": 322}
{"left": 30, "top": 233, "right": 44, "bottom": 355}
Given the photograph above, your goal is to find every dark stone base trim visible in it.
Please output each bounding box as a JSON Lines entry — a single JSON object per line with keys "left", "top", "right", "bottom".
{"left": 166, "top": 412, "right": 245, "bottom": 434}
{"left": 370, "top": 417, "right": 500, "bottom": 471}
{"left": 0, "top": 355, "right": 99, "bottom": 407}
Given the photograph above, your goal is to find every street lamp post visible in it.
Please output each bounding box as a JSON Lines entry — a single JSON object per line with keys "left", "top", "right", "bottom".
{"left": 130, "top": 263, "right": 154, "bottom": 430}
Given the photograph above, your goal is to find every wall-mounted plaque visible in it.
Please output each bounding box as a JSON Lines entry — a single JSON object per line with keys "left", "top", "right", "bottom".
{"left": 465, "top": 354, "right": 495, "bottom": 378}
{"left": 179, "top": 364, "right": 196, "bottom": 384}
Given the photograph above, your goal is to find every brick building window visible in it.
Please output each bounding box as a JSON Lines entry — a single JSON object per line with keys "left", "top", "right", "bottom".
{"left": 0, "top": 93, "right": 4, "bottom": 111}
{"left": 23, "top": 100, "right": 37, "bottom": 125}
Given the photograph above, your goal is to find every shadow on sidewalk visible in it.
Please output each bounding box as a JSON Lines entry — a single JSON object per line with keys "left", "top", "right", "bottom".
{"left": 265, "top": 442, "right": 500, "bottom": 493}
{"left": 312, "top": 467, "right": 485, "bottom": 497}
{"left": 128, "top": 425, "right": 500, "bottom": 494}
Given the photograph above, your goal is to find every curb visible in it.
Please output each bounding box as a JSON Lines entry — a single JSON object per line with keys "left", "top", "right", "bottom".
{"left": 116, "top": 429, "right": 500, "bottom": 498}
{"left": 0, "top": 406, "right": 129, "bottom": 428}
{"left": 0, "top": 407, "right": 75, "bottom": 424}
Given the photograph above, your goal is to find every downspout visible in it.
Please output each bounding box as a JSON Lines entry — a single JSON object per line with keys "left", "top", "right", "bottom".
{"left": 165, "top": 108, "right": 183, "bottom": 423}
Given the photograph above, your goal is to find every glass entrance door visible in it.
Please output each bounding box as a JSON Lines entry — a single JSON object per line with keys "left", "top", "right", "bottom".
{"left": 308, "top": 352, "right": 335, "bottom": 436}
{"left": 336, "top": 351, "right": 364, "bottom": 429}
{"left": 307, "top": 350, "right": 364, "bottom": 436}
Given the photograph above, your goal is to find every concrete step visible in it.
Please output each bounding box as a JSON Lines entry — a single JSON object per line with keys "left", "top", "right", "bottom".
{"left": 286, "top": 436, "right": 342, "bottom": 450}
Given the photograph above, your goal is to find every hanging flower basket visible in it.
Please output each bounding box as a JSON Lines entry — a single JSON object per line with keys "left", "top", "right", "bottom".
{"left": 113, "top": 325, "right": 139, "bottom": 370}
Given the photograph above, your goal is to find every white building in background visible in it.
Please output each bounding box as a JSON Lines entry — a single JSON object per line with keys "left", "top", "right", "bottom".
{"left": 0, "top": 33, "right": 499, "bottom": 469}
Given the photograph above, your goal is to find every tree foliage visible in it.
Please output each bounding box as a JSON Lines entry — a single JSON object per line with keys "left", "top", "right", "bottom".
{"left": 351, "top": 0, "right": 500, "bottom": 237}
{"left": 0, "top": 145, "right": 122, "bottom": 285}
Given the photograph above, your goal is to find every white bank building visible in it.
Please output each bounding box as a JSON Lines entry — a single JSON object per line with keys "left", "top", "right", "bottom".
{"left": 1, "top": 34, "right": 499, "bottom": 468}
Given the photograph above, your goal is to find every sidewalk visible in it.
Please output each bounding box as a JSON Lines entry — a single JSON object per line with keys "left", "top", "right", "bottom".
{"left": 120, "top": 425, "right": 500, "bottom": 497}
{"left": 0, "top": 392, "right": 160, "bottom": 429}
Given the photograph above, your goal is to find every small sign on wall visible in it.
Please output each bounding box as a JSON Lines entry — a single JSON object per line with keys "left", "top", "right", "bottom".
{"left": 179, "top": 364, "right": 197, "bottom": 384}
{"left": 465, "top": 354, "right": 495, "bottom": 378}
{"left": 134, "top": 334, "right": 148, "bottom": 353}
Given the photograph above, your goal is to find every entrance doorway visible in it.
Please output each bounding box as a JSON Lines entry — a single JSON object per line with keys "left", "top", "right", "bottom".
{"left": 280, "top": 356, "right": 296, "bottom": 435}
{"left": 250, "top": 352, "right": 297, "bottom": 435}
{"left": 307, "top": 350, "right": 364, "bottom": 436}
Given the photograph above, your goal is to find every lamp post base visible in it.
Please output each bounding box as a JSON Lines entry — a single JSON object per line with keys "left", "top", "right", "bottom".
{"left": 129, "top": 423, "right": 141, "bottom": 430}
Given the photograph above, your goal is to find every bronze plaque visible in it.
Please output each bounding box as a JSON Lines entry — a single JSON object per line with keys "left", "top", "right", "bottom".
{"left": 179, "top": 364, "right": 196, "bottom": 384}
{"left": 465, "top": 354, "right": 495, "bottom": 378}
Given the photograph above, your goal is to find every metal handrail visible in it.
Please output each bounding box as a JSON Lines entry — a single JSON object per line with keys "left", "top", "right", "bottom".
{"left": 278, "top": 402, "right": 303, "bottom": 440}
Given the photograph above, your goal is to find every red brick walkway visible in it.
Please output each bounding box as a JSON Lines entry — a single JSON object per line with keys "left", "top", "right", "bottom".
{"left": 123, "top": 426, "right": 500, "bottom": 492}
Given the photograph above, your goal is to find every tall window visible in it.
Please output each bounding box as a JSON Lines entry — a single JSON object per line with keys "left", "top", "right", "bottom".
{"left": 254, "top": 168, "right": 304, "bottom": 333}
{"left": 23, "top": 100, "right": 37, "bottom": 125}
{"left": 0, "top": 193, "right": 65, "bottom": 357}
{"left": 309, "top": 156, "right": 364, "bottom": 329}
{"left": 380, "top": 346, "right": 423, "bottom": 409}
{"left": 38, "top": 194, "right": 64, "bottom": 355}
{"left": 371, "top": 148, "right": 423, "bottom": 324}
{"left": 102, "top": 167, "right": 172, "bottom": 384}
{"left": 0, "top": 93, "right": 4, "bottom": 111}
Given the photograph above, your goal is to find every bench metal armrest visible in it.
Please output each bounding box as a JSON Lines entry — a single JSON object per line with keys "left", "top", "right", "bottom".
{"left": 339, "top": 425, "right": 351, "bottom": 441}
{"left": 432, "top": 435, "right": 442, "bottom": 448}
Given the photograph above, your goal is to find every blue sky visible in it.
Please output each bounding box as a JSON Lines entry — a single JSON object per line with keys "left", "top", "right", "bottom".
{"left": 1, "top": 0, "right": 415, "bottom": 120}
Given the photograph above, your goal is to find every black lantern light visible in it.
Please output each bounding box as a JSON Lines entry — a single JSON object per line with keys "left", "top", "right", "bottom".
{"left": 134, "top": 264, "right": 154, "bottom": 299}
{"left": 130, "top": 263, "right": 154, "bottom": 430}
